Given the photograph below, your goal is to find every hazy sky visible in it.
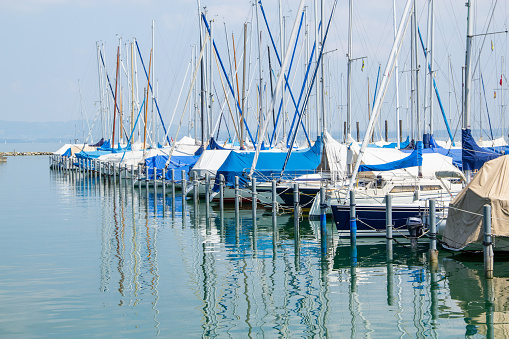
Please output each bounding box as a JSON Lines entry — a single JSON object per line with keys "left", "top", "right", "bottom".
{"left": 0, "top": 0, "right": 507, "bottom": 141}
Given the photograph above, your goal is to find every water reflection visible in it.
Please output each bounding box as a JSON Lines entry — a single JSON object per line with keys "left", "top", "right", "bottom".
{"left": 46, "top": 165, "right": 509, "bottom": 337}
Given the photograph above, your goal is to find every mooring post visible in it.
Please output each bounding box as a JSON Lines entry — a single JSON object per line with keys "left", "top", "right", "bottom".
{"left": 131, "top": 164, "right": 134, "bottom": 191}
{"left": 119, "top": 162, "right": 123, "bottom": 184}
{"left": 350, "top": 190, "right": 357, "bottom": 240}
{"left": 153, "top": 167, "right": 157, "bottom": 196}
{"left": 138, "top": 164, "right": 142, "bottom": 191}
{"left": 205, "top": 172, "right": 211, "bottom": 218}
{"left": 193, "top": 171, "right": 199, "bottom": 206}
{"left": 320, "top": 185, "right": 327, "bottom": 237}
{"left": 484, "top": 204, "right": 494, "bottom": 279}
{"left": 386, "top": 194, "right": 393, "bottom": 261}
{"left": 181, "top": 169, "right": 186, "bottom": 203}
{"left": 219, "top": 174, "right": 224, "bottom": 214}
{"left": 252, "top": 177, "right": 257, "bottom": 224}
{"left": 171, "top": 169, "right": 175, "bottom": 213}
{"left": 429, "top": 199, "right": 438, "bottom": 266}
{"left": 272, "top": 179, "right": 277, "bottom": 226}
{"left": 162, "top": 168, "right": 166, "bottom": 196}
{"left": 235, "top": 176, "right": 240, "bottom": 224}
{"left": 294, "top": 182, "right": 300, "bottom": 241}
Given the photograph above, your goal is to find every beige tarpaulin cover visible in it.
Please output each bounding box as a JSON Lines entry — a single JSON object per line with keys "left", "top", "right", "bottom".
{"left": 443, "top": 155, "right": 509, "bottom": 250}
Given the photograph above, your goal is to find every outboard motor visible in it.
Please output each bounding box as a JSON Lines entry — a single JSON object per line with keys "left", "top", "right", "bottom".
{"left": 406, "top": 217, "right": 424, "bottom": 247}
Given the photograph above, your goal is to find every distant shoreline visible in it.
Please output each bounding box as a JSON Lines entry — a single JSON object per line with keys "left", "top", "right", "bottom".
{"left": 0, "top": 151, "right": 53, "bottom": 156}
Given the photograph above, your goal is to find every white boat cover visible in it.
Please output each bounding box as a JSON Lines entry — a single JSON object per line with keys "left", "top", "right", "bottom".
{"left": 477, "top": 136, "right": 507, "bottom": 148}
{"left": 191, "top": 149, "right": 232, "bottom": 178}
{"left": 348, "top": 142, "right": 463, "bottom": 179}
{"left": 443, "top": 155, "right": 509, "bottom": 250}
{"left": 53, "top": 144, "right": 96, "bottom": 155}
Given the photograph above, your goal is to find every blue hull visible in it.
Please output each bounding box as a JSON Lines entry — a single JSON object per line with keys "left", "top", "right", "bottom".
{"left": 331, "top": 204, "right": 427, "bottom": 237}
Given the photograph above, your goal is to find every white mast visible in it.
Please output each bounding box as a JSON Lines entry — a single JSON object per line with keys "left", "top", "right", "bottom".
{"left": 151, "top": 20, "right": 156, "bottom": 147}
{"left": 393, "top": 0, "right": 401, "bottom": 147}
{"left": 279, "top": 0, "right": 285, "bottom": 143}
{"left": 463, "top": 0, "right": 474, "bottom": 181}
{"left": 429, "top": 0, "right": 434, "bottom": 135}
{"left": 96, "top": 42, "right": 105, "bottom": 138}
{"left": 413, "top": 0, "right": 422, "bottom": 177}
{"left": 209, "top": 19, "right": 214, "bottom": 141}
{"left": 314, "top": 0, "right": 320, "bottom": 136}
{"left": 320, "top": 0, "right": 326, "bottom": 133}
{"left": 256, "top": 0, "right": 263, "bottom": 147}
{"left": 346, "top": 0, "right": 352, "bottom": 140}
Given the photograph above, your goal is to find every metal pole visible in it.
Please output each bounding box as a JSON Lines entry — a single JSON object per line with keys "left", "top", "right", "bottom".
{"left": 350, "top": 190, "right": 357, "bottom": 239}
{"left": 484, "top": 204, "right": 493, "bottom": 279}
{"left": 162, "top": 168, "right": 166, "bottom": 197}
{"left": 386, "top": 194, "right": 393, "bottom": 262}
{"left": 235, "top": 176, "right": 240, "bottom": 223}
{"left": 252, "top": 177, "right": 257, "bottom": 223}
{"left": 272, "top": 179, "right": 277, "bottom": 226}
{"left": 131, "top": 164, "right": 134, "bottom": 191}
{"left": 429, "top": 199, "right": 438, "bottom": 265}
{"left": 138, "top": 164, "right": 142, "bottom": 191}
{"left": 153, "top": 166, "right": 157, "bottom": 196}
{"left": 205, "top": 172, "right": 210, "bottom": 218}
{"left": 171, "top": 168, "right": 176, "bottom": 214}
{"left": 181, "top": 169, "right": 187, "bottom": 208}
{"left": 320, "top": 185, "right": 327, "bottom": 238}
{"left": 193, "top": 171, "right": 199, "bottom": 206}
{"left": 219, "top": 174, "right": 224, "bottom": 218}
{"left": 294, "top": 182, "right": 300, "bottom": 238}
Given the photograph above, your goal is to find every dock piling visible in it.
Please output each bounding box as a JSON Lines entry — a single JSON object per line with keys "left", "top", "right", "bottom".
{"left": 350, "top": 190, "right": 357, "bottom": 240}
{"left": 484, "top": 204, "right": 494, "bottom": 279}
{"left": 252, "top": 177, "right": 257, "bottom": 225}
{"left": 294, "top": 182, "right": 300, "bottom": 241}
{"left": 429, "top": 199, "right": 438, "bottom": 266}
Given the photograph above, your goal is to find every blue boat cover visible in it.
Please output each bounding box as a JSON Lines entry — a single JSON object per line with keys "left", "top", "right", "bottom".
{"left": 62, "top": 147, "right": 72, "bottom": 157}
{"left": 75, "top": 149, "right": 112, "bottom": 160}
{"left": 214, "top": 136, "right": 323, "bottom": 190}
{"left": 380, "top": 136, "right": 410, "bottom": 149}
{"left": 462, "top": 128, "right": 499, "bottom": 171}
{"left": 144, "top": 154, "right": 200, "bottom": 180}
{"left": 91, "top": 138, "right": 105, "bottom": 147}
{"left": 359, "top": 141, "right": 423, "bottom": 172}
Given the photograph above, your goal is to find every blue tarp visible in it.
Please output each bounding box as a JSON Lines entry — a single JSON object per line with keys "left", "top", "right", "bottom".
{"left": 75, "top": 149, "right": 112, "bottom": 160}
{"left": 379, "top": 136, "right": 410, "bottom": 149}
{"left": 213, "top": 136, "right": 323, "bottom": 190}
{"left": 359, "top": 141, "right": 423, "bottom": 172}
{"left": 400, "top": 135, "right": 462, "bottom": 169}
{"left": 91, "top": 138, "right": 105, "bottom": 147}
{"left": 144, "top": 154, "right": 201, "bottom": 180}
{"left": 62, "top": 148, "right": 72, "bottom": 157}
{"left": 462, "top": 128, "right": 499, "bottom": 171}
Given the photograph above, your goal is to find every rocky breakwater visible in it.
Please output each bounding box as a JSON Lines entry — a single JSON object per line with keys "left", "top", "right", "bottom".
{"left": 0, "top": 151, "right": 53, "bottom": 156}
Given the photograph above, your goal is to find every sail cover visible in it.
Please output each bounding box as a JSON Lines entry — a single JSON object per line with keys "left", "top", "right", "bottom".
{"left": 462, "top": 128, "right": 499, "bottom": 171}
{"left": 214, "top": 136, "right": 323, "bottom": 190}
{"left": 359, "top": 141, "right": 423, "bottom": 172}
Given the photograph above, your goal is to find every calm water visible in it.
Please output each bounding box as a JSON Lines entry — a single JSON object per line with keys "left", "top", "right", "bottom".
{"left": 1, "top": 155, "right": 507, "bottom": 338}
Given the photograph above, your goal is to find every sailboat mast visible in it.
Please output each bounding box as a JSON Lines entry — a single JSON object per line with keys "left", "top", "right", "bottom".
{"left": 241, "top": 23, "right": 248, "bottom": 149}
{"left": 429, "top": 0, "right": 434, "bottom": 134}
{"left": 393, "top": 0, "right": 400, "bottom": 147}
{"left": 320, "top": 0, "right": 326, "bottom": 133}
{"left": 279, "top": 0, "right": 285, "bottom": 143}
{"left": 463, "top": 0, "right": 474, "bottom": 181}
{"left": 413, "top": 0, "right": 422, "bottom": 177}
{"left": 256, "top": 1, "right": 263, "bottom": 146}
{"left": 346, "top": 0, "right": 352, "bottom": 140}
{"left": 151, "top": 20, "right": 156, "bottom": 147}
{"left": 464, "top": 0, "right": 473, "bottom": 130}
{"left": 209, "top": 19, "right": 214, "bottom": 141}
{"left": 96, "top": 42, "right": 105, "bottom": 139}
{"left": 314, "top": 0, "right": 320, "bottom": 136}
{"left": 112, "top": 45, "right": 120, "bottom": 147}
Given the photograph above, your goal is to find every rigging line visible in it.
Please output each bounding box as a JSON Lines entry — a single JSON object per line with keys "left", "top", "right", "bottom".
{"left": 214, "top": 50, "right": 240, "bottom": 142}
